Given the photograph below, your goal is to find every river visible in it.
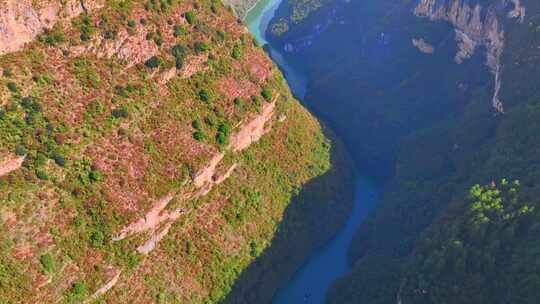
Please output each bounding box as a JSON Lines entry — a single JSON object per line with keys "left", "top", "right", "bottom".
{"left": 245, "top": 2, "right": 379, "bottom": 304}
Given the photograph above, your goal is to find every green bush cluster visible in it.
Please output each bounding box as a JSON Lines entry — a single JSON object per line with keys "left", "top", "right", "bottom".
{"left": 185, "top": 11, "right": 196, "bottom": 25}
{"left": 145, "top": 56, "right": 161, "bottom": 69}
{"left": 231, "top": 44, "right": 242, "bottom": 59}
{"left": 171, "top": 44, "right": 186, "bottom": 69}
{"left": 78, "top": 15, "right": 97, "bottom": 41}
{"left": 39, "top": 254, "right": 55, "bottom": 273}
{"left": 261, "top": 88, "right": 273, "bottom": 102}
{"left": 216, "top": 122, "right": 231, "bottom": 146}
{"left": 195, "top": 42, "right": 210, "bottom": 53}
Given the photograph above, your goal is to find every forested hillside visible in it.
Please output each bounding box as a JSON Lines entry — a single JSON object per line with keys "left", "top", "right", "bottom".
{"left": 0, "top": 0, "right": 354, "bottom": 303}
{"left": 266, "top": 0, "right": 540, "bottom": 302}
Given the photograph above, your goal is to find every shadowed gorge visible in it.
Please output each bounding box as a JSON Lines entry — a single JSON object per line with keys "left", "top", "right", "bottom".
{"left": 261, "top": 0, "right": 540, "bottom": 303}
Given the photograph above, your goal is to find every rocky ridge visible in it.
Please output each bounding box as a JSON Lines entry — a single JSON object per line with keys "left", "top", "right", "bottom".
{"left": 0, "top": 1, "right": 333, "bottom": 302}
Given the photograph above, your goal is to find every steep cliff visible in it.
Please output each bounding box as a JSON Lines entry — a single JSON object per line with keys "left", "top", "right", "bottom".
{"left": 414, "top": 0, "right": 526, "bottom": 113}
{"left": 0, "top": 1, "right": 352, "bottom": 303}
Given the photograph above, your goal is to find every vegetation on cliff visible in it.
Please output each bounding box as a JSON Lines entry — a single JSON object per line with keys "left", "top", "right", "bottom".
{"left": 0, "top": 0, "right": 342, "bottom": 303}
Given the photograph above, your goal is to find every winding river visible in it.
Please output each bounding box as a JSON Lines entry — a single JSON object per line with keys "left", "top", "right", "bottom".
{"left": 245, "top": 2, "right": 379, "bottom": 303}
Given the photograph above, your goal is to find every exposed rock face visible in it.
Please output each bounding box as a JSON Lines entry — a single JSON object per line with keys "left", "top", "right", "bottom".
{"left": 0, "top": 0, "right": 102, "bottom": 55}
{"left": 414, "top": 0, "right": 526, "bottom": 113}
{"left": 412, "top": 38, "right": 435, "bottom": 54}
{"left": 112, "top": 99, "right": 276, "bottom": 259}
{"left": 0, "top": 154, "right": 25, "bottom": 177}
{"left": 86, "top": 270, "right": 122, "bottom": 303}
{"left": 229, "top": 99, "right": 275, "bottom": 152}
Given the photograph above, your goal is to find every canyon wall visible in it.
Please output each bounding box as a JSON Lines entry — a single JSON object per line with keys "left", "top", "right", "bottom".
{"left": 414, "top": 0, "right": 527, "bottom": 113}
{"left": 264, "top": 0, "right": 540, "bottom": 303}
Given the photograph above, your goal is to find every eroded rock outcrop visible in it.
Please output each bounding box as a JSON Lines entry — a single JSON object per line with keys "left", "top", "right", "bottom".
{"left": 112, "top": 98, "right": 277, "bottom": 258}
{"left": 85, "top": 270, "right": 121, "bottom": 303}
{"left": 414, "top": 0, "right": 526, "bottom": 113}
{"left": 0, "top": 0, "right": 102, "bottom": 55}
{"left": 412, "top": 38, "right": 434, "bottom": 54}
{"left": 0, "top": 154, "right": 25, "bottom": 177}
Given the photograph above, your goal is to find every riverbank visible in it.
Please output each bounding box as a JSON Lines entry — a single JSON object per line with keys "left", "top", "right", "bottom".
{"left": 240, "top": 1, "right": 380, "bottom": 303}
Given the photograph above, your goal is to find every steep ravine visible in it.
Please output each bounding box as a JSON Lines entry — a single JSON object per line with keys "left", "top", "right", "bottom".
{"left": 223, "top": 1, "right": 378, "bottom": 303}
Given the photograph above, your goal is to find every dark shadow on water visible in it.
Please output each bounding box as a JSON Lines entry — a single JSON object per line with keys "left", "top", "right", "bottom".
{"left": 221, "top": 128, "right": 357, "bottom": 304}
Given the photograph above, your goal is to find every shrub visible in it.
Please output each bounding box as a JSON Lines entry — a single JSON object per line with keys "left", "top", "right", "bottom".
{"left": 251, "top": 95, "right": 262, "bottom": 107}
{"left": 103, "top": 28, "right": 118, "bottom": 40}
{"left": 90, "top": 230, "right": 105, "bottom": 248}
{"left": 79, "top": 15, "right": 96, "bottom": 41}
{"left": 25, "top": 113, "right": 36, "bottom": 125}
{"left": 36, "top": 170, "right": 49, "bottom": 180}
{"left": 231, "top": 44, "right": 242, "bottom": 59}
{"left": 171, "top": 44, "right": 186, "bottom": 59}
{"left": 89, "top": 170, "right": 102, "bottom": 182}
{"left": 185, "top": 11, "right": 196, "bottom": 25}
{"left": 111, "top": 107, "right": 129, "bottom": 119}
{"left": 216, "top": 132, "right": 228, "bottom": 146}
{"left": 39, "top": 254, "right": 55, "bottom": 273}
{"left": 216, "top": 122, "right": 232, "bottom": 146}
{"left": 6, "top": 81, "right": 17, "bottom": 92}
{"left": 193, "top": 131, "right": 204, "bottom": 141}
{"left": 154, "top": 35, "right": 163, "bottom": 46}
{"left": 41, "top": 28, "right": 65, "bottom": 46}
{"left": 217, "top": 30, "right": 226, "bottom": 40}
{"left": 52, "top": 153, "right": 66, "bottom": 167}
{"left": 198, "top": 89, "right": 211, "bottom": 102}
{"left": 186, "top": 240, "right": 193, "bottom": 254}
{"left": 35, "top": 153, "right": 47, "bottom": 167}
{"left": 67, "top": 281, "right": 87, "bottom": 302}
{"left": 127, "top": 19, "right": 137, "bottom": 28}
{"left": 144, "top": 56, "right": 161, "bottom": 68}
{"left": 218, "top": 122, "right": 232, "bottom": 136}
{"left": 173, "top": 25, "right": 186, "bottom": 37}
{"left": 2, "top": 68, "right": 13, "bottom": 77}
{"left": 249, "top": 240, "right": 261, "bottom": 257}
{"left": 205, "top": 116, "right": 216, "bottom": 127}
{"left": 115, "top": 85, "right": 129, "bottom": 98}
{"left": 20, "top": 96, "right": 42, "bottom": 113}
{"left": 192, "top": 118, "right": 202, "bottom": 130}
{"left": 261, "top": 88, "right": 273, "bottom": 102}
{"left": 175, "top": 58, "right": 183, "bottom": 70}
{"left": 15, "top": 145, "right": 27, "bottom": 156}
{"left": 194, "top": 42, "right": 210, "bottom": 53}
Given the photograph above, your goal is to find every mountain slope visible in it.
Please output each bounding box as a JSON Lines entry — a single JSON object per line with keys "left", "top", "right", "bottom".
{"left": 0, "top": 1, "right": 352, "bottom": 303}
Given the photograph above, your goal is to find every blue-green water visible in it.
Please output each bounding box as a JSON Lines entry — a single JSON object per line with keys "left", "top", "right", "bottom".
{"left": 244, "top": 0, "right": 282, "bottom": 44}
{"left": 246, "top": 2, "right": 378, "bottom": 303}
{"left": 273, "top": 178, "right": 378, "bottom": 304}
{"left": 245, "top": 0, "right": 308, "bottom": 99}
